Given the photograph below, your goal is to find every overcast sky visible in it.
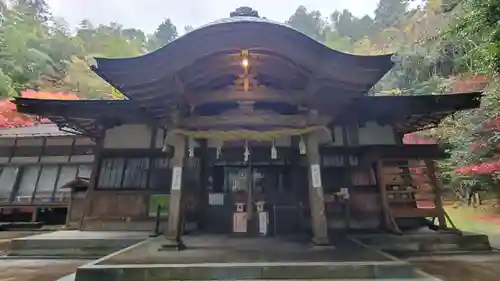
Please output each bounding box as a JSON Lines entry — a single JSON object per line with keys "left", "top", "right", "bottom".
{"left": 46, "top": 0, "right": 382, "bottom": 34}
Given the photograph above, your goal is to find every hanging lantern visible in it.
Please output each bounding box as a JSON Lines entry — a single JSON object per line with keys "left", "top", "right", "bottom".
{"left": 271, "top": 141, "right": 278, "bottom": 159}
{"left": 244, "top": 140, "right": 250, "bottom": 162}
{"left": 299, "top": 135, "right": 306, "bottom": 155}
{"left": 216, "top": 145, "right": 221, "bottom": 160}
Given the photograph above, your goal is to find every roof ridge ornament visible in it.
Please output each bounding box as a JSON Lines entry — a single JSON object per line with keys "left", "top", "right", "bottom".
{"left": 230, "top": 7, "right": 260, "bottom": 18}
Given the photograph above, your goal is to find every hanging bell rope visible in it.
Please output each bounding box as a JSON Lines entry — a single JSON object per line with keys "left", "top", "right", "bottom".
{"left": 172, "top": 126, "right": 324, "bottom": 141}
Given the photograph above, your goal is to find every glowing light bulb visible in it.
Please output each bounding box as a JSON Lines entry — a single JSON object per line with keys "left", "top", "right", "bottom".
{"left": 241, "top": 58, "right": 249, "bottom": 68}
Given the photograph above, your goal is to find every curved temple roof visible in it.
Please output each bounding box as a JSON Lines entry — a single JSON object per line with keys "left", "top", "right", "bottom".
{"left": 91, "top": 17, "right": 395, "bottom": 120}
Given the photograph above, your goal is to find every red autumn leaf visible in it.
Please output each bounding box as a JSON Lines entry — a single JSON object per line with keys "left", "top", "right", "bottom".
{"left": 21, "top": 90, "right": 79, "bottom": 100}
{"left": 403, "top": 133, "right": 436, "bottom": 145}
{"left": 0, "top": 91, "right": 79, "bottom": 129}
{"left": 455, "top": 161, "right": 500, "bottom": 174}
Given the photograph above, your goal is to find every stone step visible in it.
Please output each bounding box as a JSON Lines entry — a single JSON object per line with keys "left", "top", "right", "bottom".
{"left": 74, "top": 261, "right": 434, "bottom": 281}
{"left": 353, "top": 232, "right": 491, "bottom": 253}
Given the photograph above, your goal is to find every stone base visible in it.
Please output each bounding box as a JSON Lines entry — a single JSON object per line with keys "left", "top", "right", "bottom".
{"left": 311, "top": 236, "right": 330, "bottom": 247}
{"left": 62, "top": 235, "right": 442, "bottom": 281}
{"left": 353, "top": 231, "right": 491, "bottom": 255}
{"left": 159, "top": 238, "right": 187, "bottom": 251}
{"left": 74, "top": 261, "right": 435, "bottom": 281}
{"left": 8, "top": 230, "right": 147, "bottom": 258}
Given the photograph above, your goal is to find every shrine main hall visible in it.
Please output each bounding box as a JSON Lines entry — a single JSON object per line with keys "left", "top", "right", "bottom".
{"left": 14, "top": 15, "right": 481, "bottom": 245}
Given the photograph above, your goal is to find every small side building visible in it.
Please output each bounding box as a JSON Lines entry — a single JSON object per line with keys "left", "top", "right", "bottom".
{"left": 0, "top": 124, "right": 95, "bottom": 227}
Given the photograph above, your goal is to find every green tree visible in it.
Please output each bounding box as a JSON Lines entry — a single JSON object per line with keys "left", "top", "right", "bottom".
{"left": 331, "top": 10, "right": 374, "bottom": 40}
{"left": 184, "top": 25, "right": 194, "bottom": 33}
{"left": 147, "top": 18, "right": 178, "bottom": 51}
{"left": 0, "top": 3, "right": 57, "bottom": 95}
{"left": 374, "top": 0, "right": 410, "bottom": 30}
{"left": 286, "top": 6, "right": 326, "bottom": 41}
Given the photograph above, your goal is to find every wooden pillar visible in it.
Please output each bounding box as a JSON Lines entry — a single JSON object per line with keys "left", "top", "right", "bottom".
{"left": 65, "top": 189, "right": 74, "bottom": 227}
{"left": 79, "top": 134, "right": 104, "bottom": 230}
{"left": 376, "top": 160, "right": 391, "bottom": 230}
{"left": 198, "top": 139, "right": 208, "bottom": 230}
{"left": 31, "top": 207, "right": 38, "bottom": 222}
{"left": 376, "top": 159, "right": 401, "bottom": 234}
{"left": 164, "top": 135, "right": 187, "bottom": 242}
{"left": 424, "top": 159, "right": 447, "bottom": 228}
{"left": 305, "top": 132, "right": 329, "bottom": 245}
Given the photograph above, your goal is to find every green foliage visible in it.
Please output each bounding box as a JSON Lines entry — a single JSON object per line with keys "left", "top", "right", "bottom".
{"left": 374, "top": 0, "right": 410, "bottom": 30}
{"left": 147, "top": 19, "right": 178, "bottom": 52}
{"left": 447, "top": 0, "right": 500, "bottom": 74}
{"left": 331, "top": 10, "right": 375, "bottom": 40}
{"left": 286, "top": 6, "right": 327, "bottom": 41}
{"left": 0, "top": 3, "right": 178, "bottom": 99}
{"left": 427, "top": 0, "right": 500, "bottom": 197}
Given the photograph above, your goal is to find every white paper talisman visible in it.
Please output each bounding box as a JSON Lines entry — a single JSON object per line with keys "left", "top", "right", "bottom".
{"left": 311, "top": 164, "right": 322, "bottom": 188}
{"left": 171, "top": 166, "right": 182, "bottom": 190}
{"left": 258, "top": 211, "right": 269, "bottom": 235}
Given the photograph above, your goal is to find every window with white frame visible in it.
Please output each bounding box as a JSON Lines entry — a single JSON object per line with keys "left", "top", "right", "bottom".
{"left": 2, "top": 164, "right": 92, "bottom": 204}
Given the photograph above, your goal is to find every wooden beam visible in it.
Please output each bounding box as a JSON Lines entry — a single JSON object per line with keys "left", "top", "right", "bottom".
{"left": 185, "top": 87, "right": 303, "bottom": 106}
{"left": 182, "top": 112, "right": 309, "bottom": 129}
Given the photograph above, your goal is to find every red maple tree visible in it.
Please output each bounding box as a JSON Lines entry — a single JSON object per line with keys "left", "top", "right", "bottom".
{"left": 0, "top": 91, "right": 79, "bottom": 129}
{"left": 456, "top": 117, "right": 500, "bottom": 175}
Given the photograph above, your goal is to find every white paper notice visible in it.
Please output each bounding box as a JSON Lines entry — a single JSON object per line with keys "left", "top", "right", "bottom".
{"left": 311, "top": 164, "right": 322, "bottom": 188}
{"left": 258, "top": 211, "right": 269, "bottom": 235}
{"left": 340, "top": 187, "right": 350, "bottom": 199}
{"left": 208, "top": 193, "right": 224, "bottom": 205}
{"left": 171, "top": 166, "right": 182, "bottom": 190}
{"left": 233, "top": 213, "right": 247, "bottom": 233}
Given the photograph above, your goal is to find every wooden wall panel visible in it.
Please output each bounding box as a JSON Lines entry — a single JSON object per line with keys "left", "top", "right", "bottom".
{"left": 89, "top": 192, "right": 147, "bottom": 218}
{"left": 358, "top": 122, "right": 396, "bottom": 145}
{"left": 104, "top": 124, "right": 152, "bottom": 149}
{"left": 350, "top": 193, "right": 381, "bottom": 213}
{"left": 68, "top": 197, "right": 84, "bottom": 224}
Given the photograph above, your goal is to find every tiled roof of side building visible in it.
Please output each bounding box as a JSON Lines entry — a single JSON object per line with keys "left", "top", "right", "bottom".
{"left": 0, "top": 124, "right": 74, "bottom": 138}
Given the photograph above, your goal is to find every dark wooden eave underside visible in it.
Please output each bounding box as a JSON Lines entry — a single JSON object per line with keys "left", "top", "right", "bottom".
{"left": 14, "top": 98, "right": 156, "bottom": 137}
{"left": 13, "top": 92, "right": 482, "bottom": 137}
{"left": 334, "top": 92, "right": 482, "bottom": 134}
{"left": 91, "top": 17, "right": 395, "bottom": 120}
